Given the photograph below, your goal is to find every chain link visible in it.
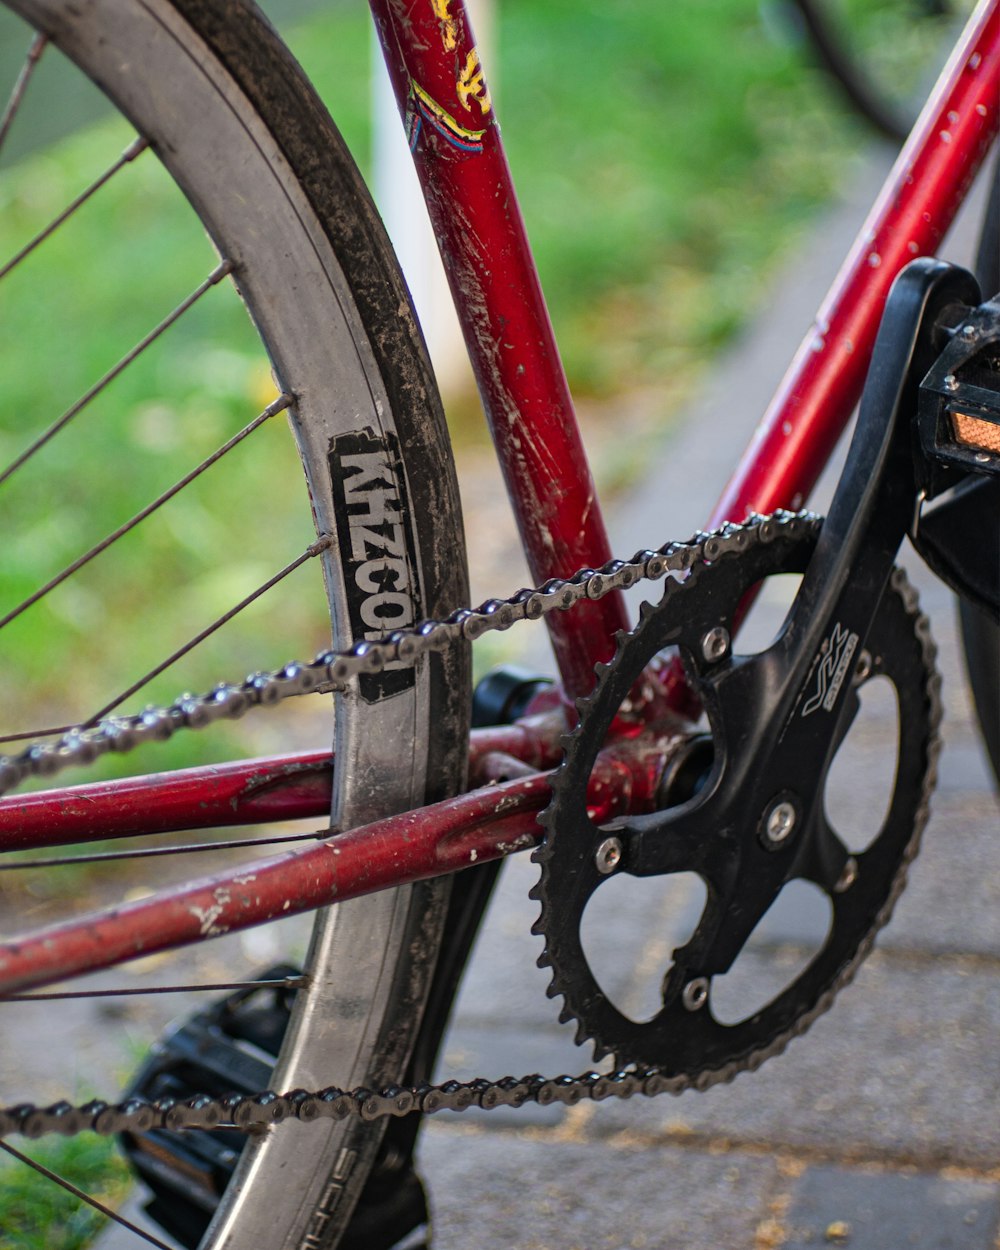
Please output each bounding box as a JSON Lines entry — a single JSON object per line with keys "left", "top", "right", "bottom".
{"left": 0, "top": 1067, "right": 696, "bottom": 1139}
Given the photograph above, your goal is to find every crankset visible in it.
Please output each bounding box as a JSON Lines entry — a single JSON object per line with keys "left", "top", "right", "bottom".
{"left": 533, "top": 258, "right": 993, "bottom": 1072}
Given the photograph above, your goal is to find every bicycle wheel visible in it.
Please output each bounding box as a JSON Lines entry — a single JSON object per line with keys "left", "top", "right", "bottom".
{"left": 0, "top": 0, "right": 469, "bottom": 1245}
{"left": 781, "top": 0, "right": 970, "bottom": 143}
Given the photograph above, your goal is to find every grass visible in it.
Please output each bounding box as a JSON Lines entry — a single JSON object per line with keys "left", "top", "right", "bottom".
{"left": 0, "top": 1137, "right": 131, "bottom": 1249}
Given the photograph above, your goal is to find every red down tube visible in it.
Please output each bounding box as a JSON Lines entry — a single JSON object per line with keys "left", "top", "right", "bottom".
{"left": 711, "top": 0, "right": 1000, "bottom": 528}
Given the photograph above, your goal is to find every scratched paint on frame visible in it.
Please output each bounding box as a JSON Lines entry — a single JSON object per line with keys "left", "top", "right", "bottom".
{"left": 430, "top": 0, "right": 459, "bottom": 51}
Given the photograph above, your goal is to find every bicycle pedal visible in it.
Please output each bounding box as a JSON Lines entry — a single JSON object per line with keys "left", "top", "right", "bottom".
{"left": 913, "top": 292, "right": 1000, "bottom": 618}
{"left": 120, "top": 965, "right": 301, "bottom": 1246}
{"left": 121, "top": 966, "right": 431, "bottom": 1250}
{"left": 920, "top": 294, "right": 1000, "bottom": 477}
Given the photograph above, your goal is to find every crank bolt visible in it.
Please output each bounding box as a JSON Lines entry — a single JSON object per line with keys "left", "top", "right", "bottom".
{"left": 761, "top": 796, "right": 798, "bottom": 849}
{"left": 595, "top": 836, "right": 623, "bottom": 875}
{"left": 682, "top": 977, "right": 710, "bottom": 1012}
{"left": 701, "top": 627, "right": 730, "bottom": 664}
{"left": 834, "top": 857, "right": 858, "bottom": 893}
{"left": 853, "top": 650, "right": 873, "bottom": 684}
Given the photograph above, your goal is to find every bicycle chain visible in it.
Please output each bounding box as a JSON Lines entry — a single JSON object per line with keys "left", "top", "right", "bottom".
{"left": 0, "top": 511, "right": 803, "bottom": 797}
{"left": 0, "top": 510, "right": 942, "bottom": 1138}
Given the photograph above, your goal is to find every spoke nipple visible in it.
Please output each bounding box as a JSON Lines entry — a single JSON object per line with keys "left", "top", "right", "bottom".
{"left": 760, "top": 795, "right": 798, "bottom": 849}
{"left": 682, "top": 977, "right": 709, "bottom": 1012}
{"left": 834, "top": 856, "right": 858, "bottom": 893}
{"left": 701, "top": 626, "right": 730, "bottom": 664}
{"left": 595, "top": 836, "right": 623, "bottom": 875}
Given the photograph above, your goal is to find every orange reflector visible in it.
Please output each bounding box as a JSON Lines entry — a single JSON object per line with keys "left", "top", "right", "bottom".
{"left": 950, "top": 410, "right": 1000, "bottom": 454}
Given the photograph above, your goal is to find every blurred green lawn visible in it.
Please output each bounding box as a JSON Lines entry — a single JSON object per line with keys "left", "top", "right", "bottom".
{"left": 0, "top": 1137, "right": 130, "bottom": 1250}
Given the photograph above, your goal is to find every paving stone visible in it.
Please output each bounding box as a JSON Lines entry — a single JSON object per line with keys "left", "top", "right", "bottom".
{"left": 433, "top": 1021, "right": 601, "bottom": 1128}
{"left": 782, "top": 1164, "right": 1000, "bottom": 1250}
{"left": 417, "top": 1124, "right": 781, "bottom": 1250}
{"left": 449, "top": 852, "right": 574, "bottom": 1030}
{"left": 884, "top": 788, "right": 1000, "bottom": 957}
{"left": 452, "top": 851, "right": 688, "bottom": 1032}
{"left": 935, "top": 728, "right": 997, "bottom": 796}
{"left": 592, "top": 953, "right": 1000, "bottom": 1170}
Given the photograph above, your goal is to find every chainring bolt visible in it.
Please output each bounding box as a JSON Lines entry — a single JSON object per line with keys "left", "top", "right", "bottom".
{"left": 681, "top": 977, "right": 710, "bottom": 1012}
{"left": 854, "top": 650, "right": 873, "bottom": 684}
{"left": 943, "top": 373, "right": 959, "bottom": 392}
{"left": 595, "top": 836, "right": 623, "bottom": 875}
{"left": 761, "top": 796, "right": 798, "bottom": 848}
{"left": 834, "top": 856, "right": 859, "bottom": 893}
{"left": 701, "top": 626, "right": 730, "bottom": 664}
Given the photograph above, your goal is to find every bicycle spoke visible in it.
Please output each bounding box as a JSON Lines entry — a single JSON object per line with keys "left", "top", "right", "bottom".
{"left": 0, "top": 722, "right": 80, "bottom": 744}
{"left": 3, "top": 974, "right": 306, "bottom": 1001}
{"left": 0, "top": 32, "right": 46, "bottom": 157}
{"left": 0, "top": 135, "right": 148, "bottom": 281}
{"left": 2, "top": 827, "right": 333, "bottom": 869}
{"left": 84, "top": 533, "right": 332, "bottom": 726}
{"left": 0, "top": 1140, "right": 173, "bottom": 1250}
{"left": 0, "top": 532, "right": 330, "bottom": 738}
{"left": 0, "top": 391, "right": 292, "bottom": 634}
{"left": 0, "top": 257, "right": 235, "bottom": 489}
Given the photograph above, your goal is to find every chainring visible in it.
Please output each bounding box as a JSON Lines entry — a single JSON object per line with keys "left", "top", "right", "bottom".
{"left": 531, "top": 516, "right": 940, "bottom": 1080}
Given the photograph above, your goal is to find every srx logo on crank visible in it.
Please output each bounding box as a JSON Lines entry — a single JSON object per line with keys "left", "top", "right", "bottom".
{"left": 800, "top": 621, "right": 858, "bottom": 717}
{"left": 329, "top": 429, "right": 422, "bottom": 703}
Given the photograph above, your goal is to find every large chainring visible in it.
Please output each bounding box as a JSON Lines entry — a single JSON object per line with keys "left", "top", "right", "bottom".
{"left": 532, "top": 518, "right": 940, "bottom": 1077}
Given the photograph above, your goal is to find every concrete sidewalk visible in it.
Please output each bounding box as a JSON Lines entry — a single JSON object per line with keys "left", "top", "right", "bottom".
{"left": 414, "top": 149, "right": 1000, "bottom": 1249}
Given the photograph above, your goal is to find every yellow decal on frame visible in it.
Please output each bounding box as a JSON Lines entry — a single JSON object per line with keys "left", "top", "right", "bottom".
{"left": 457, "top": 47, "right": 492, "bottom": 116}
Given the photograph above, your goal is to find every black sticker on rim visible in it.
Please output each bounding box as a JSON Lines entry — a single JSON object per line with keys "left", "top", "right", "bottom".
{"left": 329, "top": 429, "right": 422, "bottom": 703}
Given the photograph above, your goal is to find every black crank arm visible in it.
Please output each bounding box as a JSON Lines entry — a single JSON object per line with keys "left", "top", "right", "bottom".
{"left": 783, "top": 261, "right": 979, "bottom": 710}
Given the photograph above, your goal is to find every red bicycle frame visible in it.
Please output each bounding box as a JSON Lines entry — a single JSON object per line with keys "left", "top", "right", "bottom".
{"left": 0, "top": 0, "right": 998, "bottom": 994}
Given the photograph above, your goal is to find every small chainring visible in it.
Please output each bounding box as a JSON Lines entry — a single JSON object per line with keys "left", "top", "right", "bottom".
{"left": 532, "top": 517, "right": 939, "bottom": 1080}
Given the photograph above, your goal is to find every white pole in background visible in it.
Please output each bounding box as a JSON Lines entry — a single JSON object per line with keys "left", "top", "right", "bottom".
{"left": 371, "top": 0, "right": 493, "bottom": 395}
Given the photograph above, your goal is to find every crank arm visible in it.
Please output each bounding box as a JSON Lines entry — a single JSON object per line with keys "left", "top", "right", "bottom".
{"left": 713, "top": 260, "right": 979, "bottom": 805}
{"left": 655, "top": 260, "right": 980, "bottom": 973}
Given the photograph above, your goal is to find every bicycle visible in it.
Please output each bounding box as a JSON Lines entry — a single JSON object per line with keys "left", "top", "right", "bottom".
{"left": 0, "top": 0, "right": 996, "bottom": 1247}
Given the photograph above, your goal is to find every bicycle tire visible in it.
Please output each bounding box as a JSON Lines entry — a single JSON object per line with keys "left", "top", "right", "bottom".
{"left": 782, "top": 0, "right": 964, "bottom": 144}
{"left": 3, "top": 0, "right": 470, "bottom": 1245}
